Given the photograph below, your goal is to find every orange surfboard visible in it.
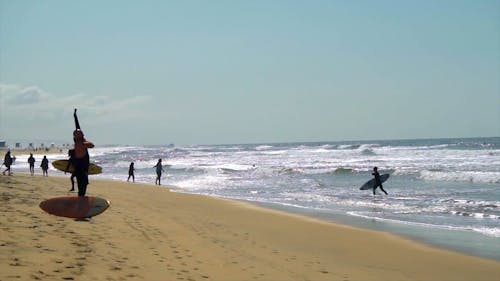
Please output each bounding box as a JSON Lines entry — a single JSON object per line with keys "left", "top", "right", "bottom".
{"left": 39, "top": 196, "right": 110, "bottom": 219}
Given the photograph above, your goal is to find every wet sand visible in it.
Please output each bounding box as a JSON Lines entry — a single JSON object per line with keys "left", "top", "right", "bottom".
{"left": 1, "top": 174, "right": 499, "bottom": 281}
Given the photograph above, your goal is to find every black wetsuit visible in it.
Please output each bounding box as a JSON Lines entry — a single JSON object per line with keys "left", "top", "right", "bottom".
{"left": 74, "top": 153, "right": 89, "bottom": 196}
{"left": 28, "top": 155, "right": 35, "bottom": 175}
{"left": 372, "top": 171, "right": 388, "bottom": 195}
{"left": 74, "top": 110, "right": 90, "bottom": 197}
{"left": 128, "top": 163, "right": 134, "bottom": 181}
{"left": 41, "top": 157, "right": 49, "bottom": 175}
{"left": 2, "top": 152, "right": 12, "bottom": 175}
{"left": 67, "top": 149, "right": 77, "bottom": 191}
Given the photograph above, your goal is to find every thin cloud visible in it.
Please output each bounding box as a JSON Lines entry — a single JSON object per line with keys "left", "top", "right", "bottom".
{"left": 0, "top": 82, "right": 154, "bottom": 126}
{"left": 7, "top": 86, "right": 49, "bottom": 105}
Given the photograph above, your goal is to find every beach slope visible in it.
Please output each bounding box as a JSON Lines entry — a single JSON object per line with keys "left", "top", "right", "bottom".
{"left": 1, "top": 174, "right": 498, "bottom": 281}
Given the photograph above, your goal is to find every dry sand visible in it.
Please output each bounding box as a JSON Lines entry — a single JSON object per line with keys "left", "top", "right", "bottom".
{"left": 1, "top": 174, "right": 499, "bottom": 281}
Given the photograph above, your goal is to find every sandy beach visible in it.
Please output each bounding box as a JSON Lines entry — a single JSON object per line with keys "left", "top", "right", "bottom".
{"left": 0, "top": 174, "right": 498, "bottom": 281}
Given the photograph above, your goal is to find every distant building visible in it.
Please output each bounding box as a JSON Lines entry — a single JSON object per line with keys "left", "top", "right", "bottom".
{"left": 0, "top": 140, "right": 6, "bottom": 148}
{"left": 15, "top": 143, "right": 21, "bottom": 148}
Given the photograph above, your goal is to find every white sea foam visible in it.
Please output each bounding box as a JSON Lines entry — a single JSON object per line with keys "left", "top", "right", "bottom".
{"left": 255, "top": 145, "right": 273, "bottom": 151}
{"left": 11, "top": 138, "right": 499, "bottom": 258}
{"left": 420, "top": 170, "right": 500, "bottom": 183}
{"left": 472, "top": 227, "right": 500, "bottom": 238}
{"left": 346, "top": 211, "right": 500, "bottom": 237}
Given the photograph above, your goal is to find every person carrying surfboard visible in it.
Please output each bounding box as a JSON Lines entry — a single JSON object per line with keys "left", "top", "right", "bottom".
{"left": 73, "top": 109, "right": 95, "bottom": 197}
{"left": 372, "top": 167, "right": 388, "bottom": 195}
{"left": 64, "top": 149, "right": 77, "bottom": 191}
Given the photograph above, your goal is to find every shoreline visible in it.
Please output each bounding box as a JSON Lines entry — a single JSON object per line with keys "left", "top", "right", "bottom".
{"left": 1, "top": 148, "right": 65, "bottom": 158}
{"left": 5, "top": 161, "right": 500, "bottom": 262}
{"left": 1, "top": 174, "right": 499, "bottom": 281}
{"left": 251, "top": 200, "right": 500, "bottom": 261}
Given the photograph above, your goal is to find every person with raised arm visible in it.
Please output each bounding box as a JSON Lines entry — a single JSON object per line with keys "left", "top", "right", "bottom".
{"left": 72, "top": 109, "right": 95, "bottom": 197}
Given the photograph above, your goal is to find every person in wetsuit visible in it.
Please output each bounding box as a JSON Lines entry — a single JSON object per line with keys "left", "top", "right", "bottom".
{"left": 127, "top": 162, "right": 135, "bottom": 183}
{"left": 28, "top": 153, "right": 35, "bottom": 175}
{"left": 154, "top": 158, "right": 164, "bottom": 185}
{"left": 65, "top": 149, "right": 77, "bottom": 191}
{"left": 73, "top": 109, "right": 94, "bottom": 197}
{"left": 372, "top": 166, "right": 388, "bottom": 195}
{"left": 2, "top": 150, "right": 13, "bottom": 176}
{"left": 40, "top": 155, "right": 49, "bottom": 176}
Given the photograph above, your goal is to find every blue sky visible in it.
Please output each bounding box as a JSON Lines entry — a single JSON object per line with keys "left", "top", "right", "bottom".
{"left": 0, "top": 0, "right": 498, "bottom": 145}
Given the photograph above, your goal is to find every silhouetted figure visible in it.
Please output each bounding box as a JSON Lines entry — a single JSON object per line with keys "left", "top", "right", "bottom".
{"left": 154, "top": 159, "right": 165, "bottom": 185}
{"left": 28, "top": 153, "right": 35, "bottom": 175}
{"left": 41, "top": 156, "right": 49, "bottom": 176}
{"left": 73, "top": 108, "right": 95, "bottom": 197}
{"left": 372, "top": 167, "right": 388, "bottom": 195}
{"left": 128, "top": 162, "right": 135, "bottom": 183}
{"left": 2, "top": 150, "right": 13, "bottom": 176}
{"left": 65, "top": 149, "right": 77, "bottom": 191}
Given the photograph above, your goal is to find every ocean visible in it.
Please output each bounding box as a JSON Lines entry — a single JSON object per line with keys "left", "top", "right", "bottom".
{"left": 10, "top": 137, "right": 500, "bottom": 260}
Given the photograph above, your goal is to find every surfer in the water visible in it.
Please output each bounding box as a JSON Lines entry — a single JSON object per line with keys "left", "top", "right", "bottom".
{"left": 73, "top": 109, "right": 95, "bottom": 197}
{"left": 372, "top": 167, "right": 388, "bottom": 195}
{"left": 154, "top": 159, "right": 165, "bottom": 185}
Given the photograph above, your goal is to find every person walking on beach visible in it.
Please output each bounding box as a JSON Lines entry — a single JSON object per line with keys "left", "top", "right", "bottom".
{"left": 64, "top": 149, "right": 77, "bottom": 191}
{"left": 41, "top": 156, "right": 49, "bottom": 176}
{"left": 154, "top": 159, "right": 165, "bottom": 185}
{"left": 372, "top": 166, "right": 388, "bottom": 195}
{"left": 28, "top": 153, "right": 35, "bottom": 175}
{"left": 128, "top": 162, "right": 135, "bottom": 183}
{"left": 2, "top": 150, "right": 13, "bottom": 176}
{"left": 73, "top": 108, "right": 95, "bottom": 197}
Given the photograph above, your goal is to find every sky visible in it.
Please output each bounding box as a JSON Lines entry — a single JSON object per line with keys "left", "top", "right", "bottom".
{"left": 0, "top": 0, "right": 499, "bottom": 145}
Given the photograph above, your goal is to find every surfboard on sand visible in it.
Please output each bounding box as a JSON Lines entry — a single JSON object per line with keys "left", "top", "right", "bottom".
{"left": 52, "top": 159, "right": 102, "bottom": 175}
{"left": 360, "top": 174, "right": 390, "bottom": 190}
{"left": 40, "top": 196, "right": 110, "bottom": 219}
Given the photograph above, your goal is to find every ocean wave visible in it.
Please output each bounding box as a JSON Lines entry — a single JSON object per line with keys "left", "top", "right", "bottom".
{"left": 255, "top": 145, "right": 273, "bottom": 151}
{"left": 347, "top": 211, "right": 500, "bottom": 238}
{"left": 216, "top": 164, "right": 256, "bottom": 174}
{"left": 338, "top": 144, "right": 358, "bottom": 149}
{"left": 439, "top": 199, "right": 499, "bottom": 219}
{"left": 419, "top": 170, "right": 500, "bottom": 183}
{"left": 333, "top": 167, "right": 355, "bottom": 174}
{"left": 360, "top": 148, "right": 376, "bottom": 156}
{"left": 450, "top": 211, "right": 499, "bottom": 219}
{"left": 278, "top": 167, "right": 299, "bottom": 175}
{"left": 472, "top": 227, "right": 500, "bottom": 238}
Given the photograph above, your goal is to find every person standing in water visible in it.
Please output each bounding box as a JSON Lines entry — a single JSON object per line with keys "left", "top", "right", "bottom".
{"left": 73, "top": 109, "right": 95, "bottom": 197}
{"left": 372, "top": 166, "right": 388, "bottom": 195}
{"left": 127, "top": 162, "right": 135, "bottom": 183}
{"left": 41, "top": 156, "right": 49, "bottom": 176}
{"left": 154, "top": 159, "right": 165, "bottom": 185}
{"left": 28, "top": 153, "right": 35, "bottom": 176}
